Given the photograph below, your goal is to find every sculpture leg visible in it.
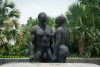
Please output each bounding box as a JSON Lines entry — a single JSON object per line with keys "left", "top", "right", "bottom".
{"left": 58, "top": 45, "right": 69, "bottom": 63}
{"left": 63, "top": 47, "right": 69, "bottom": 63}
{"left": 58, "top": 49, "right": 64, "bottom": 63}
{"left": 52, "top": 45, "right": 59, "bottom": 62}
{"left": 35, "top": 50, "right": 43, "bottom": 62}
{"left": 63, "top": 56, "right": 67, "bottom": 63}
{"left": 46, "top": 49, "right": 52, "bottom": 62}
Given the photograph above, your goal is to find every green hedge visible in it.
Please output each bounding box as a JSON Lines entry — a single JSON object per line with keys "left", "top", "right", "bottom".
{"left": 0, "top": 56, "right": 100, "bottom": 58}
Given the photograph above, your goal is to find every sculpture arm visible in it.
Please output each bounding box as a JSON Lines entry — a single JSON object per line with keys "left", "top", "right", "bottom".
{"left": 30, "top": 35, "right": 35, "bottom": 56}
{"left": 50, "top": 29, "right": 53, "bottom": 54}
{"left": 53, "top": 29, "right": 61, "bottom": 58}
{"left": 51, "top": 31, "right": 56, "bottom": 38}
{"left": 30, "top": 27, "right": 36, "bottom": 58}
{"left": 55, "top": 30, "right": 61, "bottom": 47}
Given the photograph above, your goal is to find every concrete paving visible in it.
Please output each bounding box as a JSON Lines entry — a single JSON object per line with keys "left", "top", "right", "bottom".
{"left": 0, "top": 63, "right": 100, "bottom": 67}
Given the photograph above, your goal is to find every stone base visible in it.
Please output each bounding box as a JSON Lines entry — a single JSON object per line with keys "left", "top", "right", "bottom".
{"left": 0, "top": 63, "right": 100, "bottom": 67}
{"left": 0, "top": 58, "right": 100, "bottom": 65}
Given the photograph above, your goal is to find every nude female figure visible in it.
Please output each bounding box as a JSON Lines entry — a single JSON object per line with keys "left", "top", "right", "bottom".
{"left": 52, "top": 15, "right": 69, "bottom": 62}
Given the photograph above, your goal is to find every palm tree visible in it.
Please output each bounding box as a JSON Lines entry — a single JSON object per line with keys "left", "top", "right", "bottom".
{"left": 65, "top": 0, "right": 100, "bottom": 57}
{"left": 78, "top": 0, "right": 100, "bottom": 57}
{"left": 65, "top": 3, "right": 87, "bottom": 57}
{"left": 0, "top": 0, "right": 21, "bottom": 56}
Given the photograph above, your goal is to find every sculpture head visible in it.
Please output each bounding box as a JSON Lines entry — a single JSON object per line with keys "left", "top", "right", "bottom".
{"left": 55, "top": 15, "right": 66, "bottom": 27}
{"left": 38, "top": 12, "right": 47, "bottom": 24}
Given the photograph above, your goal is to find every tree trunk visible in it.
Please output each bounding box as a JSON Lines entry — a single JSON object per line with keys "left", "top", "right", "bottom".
{"left": 78, "top": 40, "right": 86, "bottom": 57}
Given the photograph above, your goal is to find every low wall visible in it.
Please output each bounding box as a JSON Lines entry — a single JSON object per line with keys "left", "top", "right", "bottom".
{"left": 0, "top": 58, "right": 100, "bottom": 65}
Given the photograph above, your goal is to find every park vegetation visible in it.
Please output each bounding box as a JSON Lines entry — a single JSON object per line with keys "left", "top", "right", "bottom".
{"left": 0, "top": 0, "right": 100, "bottom": 58}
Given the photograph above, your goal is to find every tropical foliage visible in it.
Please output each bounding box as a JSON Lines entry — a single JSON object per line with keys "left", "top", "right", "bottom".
{"left": 0, "top": 0, "right": 22, "bottom": 56}
{"left": 65, "top": 0, "right": 100, "bottom": 57}
{"left": 0, "top": 0, "right": 100, "bottom": 58}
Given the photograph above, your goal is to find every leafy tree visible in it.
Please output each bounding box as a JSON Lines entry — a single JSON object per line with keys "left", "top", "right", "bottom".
{"left": 18, "top": 17, "right": 38, "bottom": 56}
{"left": 0, "top": 0, "right": 22, "bottom": 56}
{"left": 65, "top": 0, "right": 100, "bottom": 57}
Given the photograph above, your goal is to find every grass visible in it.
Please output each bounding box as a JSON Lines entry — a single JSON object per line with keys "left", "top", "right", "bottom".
{"left": 0, "top": 56, "right": 100, "bottom": 59}
{"left": 0, "top": 56, "right": 29, "bottom": 58}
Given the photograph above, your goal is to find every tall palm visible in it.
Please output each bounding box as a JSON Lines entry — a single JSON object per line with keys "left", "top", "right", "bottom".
{"left": 66, "top": 0, "right": 100, "bottom": 57}
{"left": 66, "top": 3, "right": 85, "bottom": 57}
{"left": 0, "top": 0, "right": 21, "bottom": 55}
{"left": 78, "top": 0, "right": 100, "bottom": 57}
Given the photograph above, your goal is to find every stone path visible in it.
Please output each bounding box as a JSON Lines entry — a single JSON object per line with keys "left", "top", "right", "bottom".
{"left": 0, "top": 63, "right": 100, "bottom": 67}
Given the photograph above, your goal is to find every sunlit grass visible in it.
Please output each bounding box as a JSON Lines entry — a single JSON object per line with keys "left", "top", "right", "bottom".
{"left": 0, "top": 56, "right": 100, "bottom": 59}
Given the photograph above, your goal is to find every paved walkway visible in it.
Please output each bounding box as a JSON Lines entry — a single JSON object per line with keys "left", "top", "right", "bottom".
{"left": 0, "top": 63, "right": 100, "bottom": 67}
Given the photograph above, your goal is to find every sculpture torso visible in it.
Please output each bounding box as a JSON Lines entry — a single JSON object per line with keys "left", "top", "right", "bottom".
{"left": 31, "top": 24, "right": 52, "bottom": 52}
{"left": 54, "top": 26, "right": 67, "bottom": 45}
{"left": 52, "top": 26, "right": 68, "bottom": 62}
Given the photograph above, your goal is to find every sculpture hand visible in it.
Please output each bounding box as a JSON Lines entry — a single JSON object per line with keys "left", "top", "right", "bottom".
{"left": 52, "top": 55, "right": 57, "bottom": 62}
{"left": 30, "top": 55, "right": 35, "bottom": 62}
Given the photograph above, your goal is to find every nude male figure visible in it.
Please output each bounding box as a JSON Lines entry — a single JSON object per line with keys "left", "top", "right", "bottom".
{"left": 30, "top": 12, "right": 53, "bottom": 62}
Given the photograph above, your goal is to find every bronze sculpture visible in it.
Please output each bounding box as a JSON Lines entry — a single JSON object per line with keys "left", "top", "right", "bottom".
{"left": 30, "top": 12, "right": 53, "bottom": 62}
{"left": 52, "top": 15, "right": 69, "bottom": 62}
{"left": 30, "top": 12, "right": 68, "bottom": 62}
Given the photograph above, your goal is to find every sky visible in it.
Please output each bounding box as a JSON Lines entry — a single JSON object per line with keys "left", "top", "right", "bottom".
{"left": 11, "top": 0, "right": 77, "bottom": 24}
